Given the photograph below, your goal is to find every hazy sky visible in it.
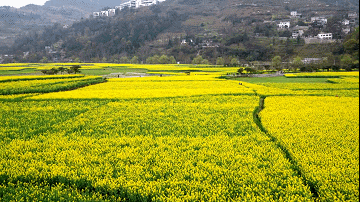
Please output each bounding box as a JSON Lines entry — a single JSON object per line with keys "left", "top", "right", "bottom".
{"left": 0, "top": 0, "right": 48, "bottom": 8}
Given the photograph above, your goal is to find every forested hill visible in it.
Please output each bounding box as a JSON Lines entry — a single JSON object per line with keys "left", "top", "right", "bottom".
{"left": 0, "top": 0, "right": 128, "bottom": 47}
{"left": 11, "top": 7, "right": 186, "bottom": 60}
{"left": 4, "top": 0, "right": 359, "bottom": 64}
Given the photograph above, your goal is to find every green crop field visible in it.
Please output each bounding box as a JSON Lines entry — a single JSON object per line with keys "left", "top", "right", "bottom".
{"left": 0, "top": 64, "right": 358, "bottom": 201}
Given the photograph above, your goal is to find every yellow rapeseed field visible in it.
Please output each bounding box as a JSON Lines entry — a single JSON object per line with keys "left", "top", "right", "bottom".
{"left": 28, "top": 76, "right": 255, "bottom": 99}
{"left": 0, "top": 96, "right": 313, "bottom": 201}
{"left": 0, "top": 66, "right": 358, "bottom": 201}
{"left": 260, "top": 96, "right": 359, "bottom": 201}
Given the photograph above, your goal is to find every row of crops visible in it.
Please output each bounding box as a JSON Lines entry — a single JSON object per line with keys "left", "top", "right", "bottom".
{"left": 0, "top": 75, "right": 104, "bottom": 95}
{"left": 0, "top": 69, "right": 358, "bottom": 201}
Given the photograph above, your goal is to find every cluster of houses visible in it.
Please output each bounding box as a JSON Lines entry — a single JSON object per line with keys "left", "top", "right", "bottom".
{"left": 273, "top": 11, "right": 358, "bottom": 43}
{"left": 93, "top": 0, "right": 166, "bottom": 17}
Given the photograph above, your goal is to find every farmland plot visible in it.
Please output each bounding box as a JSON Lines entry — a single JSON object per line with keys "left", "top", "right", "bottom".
{"left": 0, "top": 96, "right": 313, "bottom": 201}
{"left": 260, "top": 96, "right": 359, "bottom": 201}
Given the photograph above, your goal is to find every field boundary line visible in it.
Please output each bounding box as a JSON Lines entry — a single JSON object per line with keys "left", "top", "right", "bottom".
{"left": 253, "top": 96, "right": 319, "bottom": 200}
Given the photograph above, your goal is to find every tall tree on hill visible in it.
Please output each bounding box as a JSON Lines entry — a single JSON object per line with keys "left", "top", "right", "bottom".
{"left": 272, "top": 56, "right": 282, "bottom": 71}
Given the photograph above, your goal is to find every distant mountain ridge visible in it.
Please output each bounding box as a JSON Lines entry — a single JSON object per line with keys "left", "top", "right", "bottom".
{"left": 43, "top": 0, "right": 127, "bottom": 10}
{"left": 0, "top": 0, "right": 358, "bottom": 48}
{"left": 0, "top": 0, "right": 128, "bottom": 46}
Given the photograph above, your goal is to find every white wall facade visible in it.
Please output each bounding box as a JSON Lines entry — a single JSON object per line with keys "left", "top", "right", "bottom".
{"left": 317, "top": 33, "right": 332, "bottom": 39}
{"left": 278, "top": 22, "right": 290, "bottom": 28}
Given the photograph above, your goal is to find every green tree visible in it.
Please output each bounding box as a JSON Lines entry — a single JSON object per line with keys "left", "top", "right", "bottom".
{"left": 231, "top": 58, "right": 239, "bottom": 67}
{"left": 70, "top": 65, "right": 81, "bottom": 74}
{"left": 216, "top": 57, "right": 225, "bottom": 66}
{"left": 341, "top": 54, "right": 353, "bottom": 71}
{"left": 110, "top": 55, "right": 120, "bottom": 63}
{"left": 102, "top": 57, "right": 107, "bottom": 63}
{"left": 146, "top": 55, "right": 160, "bottom": 64}
{"left": 343, "top": 28, "right": 359, "bottom": 62}
{"left": 272, "top": 56, "right": 282, "bottom": 71}
{"left": 58, "top": 66, "right": 66, "bottom": 74}
{"left": 292, "top": 56, "right": 303, "bottom": 72}
{"left": 201, "top": 59, "right": 210, "bottom": 65}
{"left": 50, "top": 67, "right": 59, "bottom": 74}
{"left": 40, "top": 57, "right": 48, "bottom": 63}
{"left": 169, "top": 56, "right": 176, "bottom": 64}
{"left": 120, "top": 56, "right": 130, "bottom": 64}
{"left": 192, "top": 55, "right": 203, "bottom": 64}
{"left": 74, "top": 57, "right": 81, "bottom": 63}
{"left": 146, "top": 57, "right": 153, "bottom": 64}
{"left": 237, "top": 67, "right": 244, "bottom": 74}
{"left": 158, "top": 55, "right": 169, "bottom": 64}
{"left": 130, "top": 56, "right": 139, "bottom": 64}
{"left": 245, "top": 67, "right": 256, "bottom": 74}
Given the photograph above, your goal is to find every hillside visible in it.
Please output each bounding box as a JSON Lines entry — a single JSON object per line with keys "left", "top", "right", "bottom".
{"left": 0, "top": 0, "right": 128, "bottom": 47}
{"left": 2, "top": 0, "right": 359, "bottom": 65}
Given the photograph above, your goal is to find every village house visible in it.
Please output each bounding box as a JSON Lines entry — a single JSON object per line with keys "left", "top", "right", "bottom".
{"left": 93, "top": 12, "right": 100, "bottom": 17}
{"left": 302, "top": 58, "right": 323, "bottom": 64}
{"left": 108, "top": 9, "right": 116, "bottom": 16}
{"left": 292, "top": 30, "right": 304, "bottom": 38}
{"left": 93, "top": 0, "right": 167, "bottom": 18}
{"left": 290, "top": 11, "right": 302, "bottom": 18}
{"left": 311, "top": 17, "right": 327, "bottom": 25}
{"left": 181, "top": 39, "right": 193, "bottom": 45}
{"left": 277, "top": 21, "right": 290, "bottom": 29}
{"left": 23, "top": 52, "right": 29, "bottom": 58}
{"left": 291, "top": 25, "right": 308, "bottom": 38}
{"left": 317, "top": 32, "right": 332, "bottom": 40}
{"left": 45, "top": 46, "right": 51, "bottom": 53}
{"left": 342, "top": 19, "right": 350, "bottom": 25}
{"left": 119, "top": 0, "right": 137, "bottom": 10}
{"left": 100, "top": 11, "right": 109, "bottom": 17}
{"left": 348, "top": 12, "right": 358, "bottom": 19}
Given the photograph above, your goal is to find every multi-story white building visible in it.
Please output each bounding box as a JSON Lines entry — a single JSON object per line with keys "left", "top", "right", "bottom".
{"left": 342, "top": 19, "right": 350, "bottom": 25}
{"left": 100, "top": 11, "right": 109, "bottom": 17}
{"left": 292, "top": 30, "right": 304, "bottom": 38}
{"left": 93, "top": 12, "right": 100, "bottom": 17}
{"left": 302, "top": 58, "right": 323, "bottom": 64}
{"left": 311, "top": 17, "right": 327, "bottom": 24}
{"left": 348, "top": 12, "right": 358, "bottom": 19}
{"left": 290, "top": 11, "right": 302, "bottom": 18}
{"left": 117, "top": 0, "right": 166, "bottom": 10}
{"left": 278, "top": 22, "right": 290, "bottom": 28}
{"left": 317, "top": 32, "right": 332, "bottom": 39}
{"left": 94, "top": 0, "right": 167, "bottom": 18}
{"left": 119, "top": 0, "right": 137, "bottom": 10}
{"left": 108, "top": 9, "right": 116, "bottom": 16}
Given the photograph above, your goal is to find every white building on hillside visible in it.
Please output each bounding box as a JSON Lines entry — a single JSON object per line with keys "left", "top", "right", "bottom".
{"left": 292, "top": 30, "right": 304, "bottom": 38}
{"left": 100, "top": 11, "right": 109, "bottom": 17}
{"left": 93, "top": 12, "right": 100, "bottom": 17}
{"left": 290, "top": 11, "right": 302, "bottom": 18}
{"left": 311, "top": 17, "right": 327, "bottom": 24}
{"left": 94, "top": 0, "right": 167, "bottom": 18}
{"left": 342, "top": 19, "right": 350, "bottom": 25}
{"left": 278, "top": 21, "right": 290, "bottom": 28}
{"left": 317, "top": 32, "right": 332, "bottom": 39}
{"left": 117, "top": 0, "right": 167, "bottom": 10}
{"left": 348, "top": 12, "right": 358, "bottom": 19}
{"left": 119, "top": 0, "right": 137, "bottom": 10}
{"left": 302, "top": 58, "right": 323, "bottom": 64}
{"left": 108, "top": 9, "right": 116, "bottom": 16}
